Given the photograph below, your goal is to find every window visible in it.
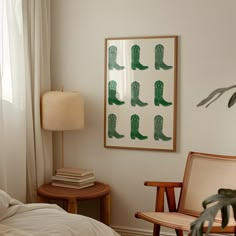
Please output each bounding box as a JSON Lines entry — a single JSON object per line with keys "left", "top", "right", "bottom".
{"left": 0, "top": 0, "right": 13, "bottom": 103}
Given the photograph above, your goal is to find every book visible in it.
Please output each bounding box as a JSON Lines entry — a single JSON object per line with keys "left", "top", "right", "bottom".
{"left": 53, "top": 173, "right": 95, "bottom": 180}
{"left": 52, "top": 175, "right": 96, "bottom": 184}
{"left": 52, "top": 179, "right": 95, "bottom": 186}
{"left": 56, "top": 167, "right": 93, "bottom": 177}
{"left": 51, "top": 182, "right": 94, "bottom": 189}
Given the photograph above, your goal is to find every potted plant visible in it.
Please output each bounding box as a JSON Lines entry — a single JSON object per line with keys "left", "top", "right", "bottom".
{"left": 190, "top": 188, "right": 236, "bottom": 236}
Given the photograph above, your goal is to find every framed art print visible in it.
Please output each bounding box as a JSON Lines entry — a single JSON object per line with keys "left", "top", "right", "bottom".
{"left": 104, "top": 36, "right": 178, "bottom": 151}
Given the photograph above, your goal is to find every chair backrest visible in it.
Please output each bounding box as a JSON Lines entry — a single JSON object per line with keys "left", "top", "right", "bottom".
{"left": 178, "top": 151, "right": 236, "bottom": 217}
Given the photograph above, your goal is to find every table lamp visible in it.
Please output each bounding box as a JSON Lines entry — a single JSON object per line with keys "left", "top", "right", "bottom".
{"left": 40, "top": 91, "right": 84, "bottom": 169}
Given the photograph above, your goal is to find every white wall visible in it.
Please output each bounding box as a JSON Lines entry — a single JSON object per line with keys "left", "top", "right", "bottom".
{"left": 51, "top": 0, "right": 236, "bottom": 233}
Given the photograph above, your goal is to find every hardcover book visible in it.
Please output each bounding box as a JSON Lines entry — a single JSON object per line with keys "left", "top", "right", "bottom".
{"left": 56, "top": 167, "right": 93, "bottom": 177}
{"left": 52, "top": 175, "right": 96, "bottom": 183}
{"left": 51, "top": 182, "right": 94, "bottom": 189}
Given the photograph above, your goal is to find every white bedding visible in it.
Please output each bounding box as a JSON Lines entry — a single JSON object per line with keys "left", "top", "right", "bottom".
{"left": 0, "top": 190, "right": 120, "bottom": 236}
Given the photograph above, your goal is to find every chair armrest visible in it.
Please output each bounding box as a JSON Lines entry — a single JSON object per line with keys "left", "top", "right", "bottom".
{"left": 144, "top": 181, "right": 182, "bottom": 188}
{"left": 144, "top": 181, "right": 183, "bottom": 212}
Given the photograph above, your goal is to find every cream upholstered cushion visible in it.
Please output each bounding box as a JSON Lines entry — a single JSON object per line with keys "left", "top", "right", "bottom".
{"left": 137, "top": 212, "right": 236, "bottom": 232}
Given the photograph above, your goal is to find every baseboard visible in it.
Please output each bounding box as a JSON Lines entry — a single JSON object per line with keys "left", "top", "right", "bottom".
{"left": 112, "top": 226, "right": 152, "bottom": 236}
{"left": 111, "top": 225, "right": 175, "bottom": 236}
{"left": 112, "top": 226, "right": 225, "bottom": 236}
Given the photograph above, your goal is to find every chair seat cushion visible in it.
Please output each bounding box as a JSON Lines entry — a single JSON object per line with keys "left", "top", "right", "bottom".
{"left": 135, "top": 212, "right": 236, "bottom": 232}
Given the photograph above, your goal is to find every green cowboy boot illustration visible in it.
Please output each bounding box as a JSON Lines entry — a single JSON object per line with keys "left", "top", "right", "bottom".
{"left": 108, "top": 80, "right": 125, "bottom": 105}
{"left": 154, "top": 80, "right": 172, "bottom": 106}
{"left": 108, "top": 113, "right": 124, "bottom": 139}
{"left": 131, "top": 81, "right": 148, "bottom": 107}
{"left": 108, "top": 45, "right": 125, "bottom": 70}
{"left": 155, "top": 44, "right": 173, "bottom": 70}
{"left": 130, "top": 114, "right": 148, "bottom": 140}
{"left": 131, "top": 45, "right": 148, "bottom": 70}
{"left": 154, "top": 115, "right": 172, "bottom": 141}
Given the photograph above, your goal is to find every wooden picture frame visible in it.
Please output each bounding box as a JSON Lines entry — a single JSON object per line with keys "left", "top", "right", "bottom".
{"left": 104, "top": 36, "right": 178, "bottom": 151}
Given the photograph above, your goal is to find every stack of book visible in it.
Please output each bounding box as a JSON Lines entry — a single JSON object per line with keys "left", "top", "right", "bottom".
{"left": 51, "top": 167, "right": 96, "bottom": 189}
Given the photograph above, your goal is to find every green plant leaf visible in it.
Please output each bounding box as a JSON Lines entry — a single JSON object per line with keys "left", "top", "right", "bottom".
{"left": 202, "top": 194, "right": 226, "bottom": 209}
{"left": 228, "top": 91, "right": 236, "bottom": 108}
{"left": 196, "top": 88, "right": 225, "bottom": 107}
{"left": 197, "top": 85, "right": 236, "bottom": 108}
{"left": 205, "top": 211, "right": 216, "bottom": 235}
{"left": 221, "top": 205, "right": 230, "bottom": 228}
{"left": 231, "top": 203, "right": 236, "bottom": 220}
{"left": 190, "top": 188, "right": 236, "bottom": 236}
{"left": 218, "top": 188, "right": 236, "bottom": 195}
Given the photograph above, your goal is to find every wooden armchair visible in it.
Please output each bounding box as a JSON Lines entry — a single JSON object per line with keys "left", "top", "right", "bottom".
{"left": 135, "top": 151, "right": 236, "bottom": 236}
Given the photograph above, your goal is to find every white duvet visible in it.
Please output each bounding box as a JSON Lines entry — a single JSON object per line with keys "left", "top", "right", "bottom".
{"left": 0, "top": 190, "right": 120, "bottom": 236}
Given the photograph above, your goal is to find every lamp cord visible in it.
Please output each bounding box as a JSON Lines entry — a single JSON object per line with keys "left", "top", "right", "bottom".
{"left": 61, "top": 131, "right": 64, "bottom": 168}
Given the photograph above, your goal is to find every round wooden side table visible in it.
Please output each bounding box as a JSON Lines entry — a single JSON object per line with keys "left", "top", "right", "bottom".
{"left": 37, "top": 181, "right": 111, "bottom": 225}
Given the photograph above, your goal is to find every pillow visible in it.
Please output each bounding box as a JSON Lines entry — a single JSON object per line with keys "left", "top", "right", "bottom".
{"left": 0, "top": 190, "right": 12, "bottom": 209}
{"left": 0, "top": 190, "right": 22, "bottom": 210}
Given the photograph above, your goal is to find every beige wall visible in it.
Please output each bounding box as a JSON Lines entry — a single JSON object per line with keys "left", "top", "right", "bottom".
{"left": 51, "top": 0, "right": 236, "bottom": 232}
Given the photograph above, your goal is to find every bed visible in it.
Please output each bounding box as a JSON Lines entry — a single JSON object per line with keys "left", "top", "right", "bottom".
{"left": 0, "top": 190, "right": 120, "bottom": 236}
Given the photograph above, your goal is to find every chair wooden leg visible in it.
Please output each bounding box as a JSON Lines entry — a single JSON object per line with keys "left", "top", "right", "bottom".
{"left": 153, "top": 187, "right": 164, "bottom": 236}
{"left": 153, "top": 224, "right": 160, "bottom": 236}
{"left": 175, "top": 229, "right": 183, "bottom": 236}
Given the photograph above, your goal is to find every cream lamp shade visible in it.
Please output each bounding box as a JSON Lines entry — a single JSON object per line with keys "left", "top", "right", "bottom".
{"left": 41, "top": 91, "right": 84, "bottom": 131}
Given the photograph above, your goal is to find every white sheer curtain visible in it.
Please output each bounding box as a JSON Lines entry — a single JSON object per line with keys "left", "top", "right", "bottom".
{"left": 23, "top": 0, "right": 53, "bottom": 202}
{"left": 0, "top": 0, "right": 27, "bottom": 202}
{"left": 0, "top": 0, "right": 53, "bottom": 202}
